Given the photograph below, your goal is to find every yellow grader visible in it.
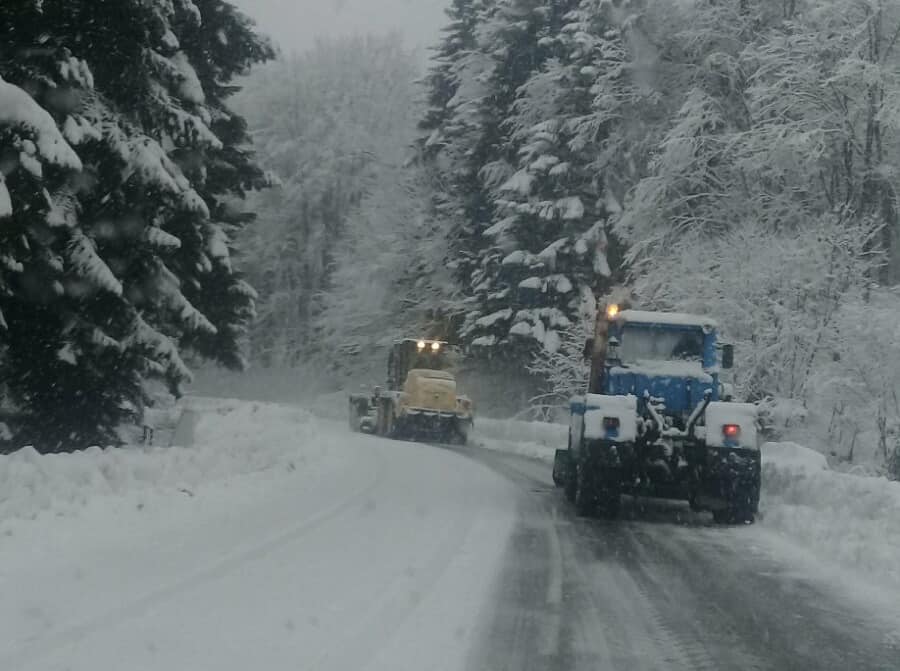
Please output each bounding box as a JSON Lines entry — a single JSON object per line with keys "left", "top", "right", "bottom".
{"left": 348, "top": 339, "right": 474, "bottom": 444}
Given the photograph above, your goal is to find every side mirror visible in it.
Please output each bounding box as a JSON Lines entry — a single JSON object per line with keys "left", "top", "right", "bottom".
{"left": 583, "top": 338, "right": 595, "bottom": 360}
{"left": 721, "top": 344, "right": 734, "bottom": 370}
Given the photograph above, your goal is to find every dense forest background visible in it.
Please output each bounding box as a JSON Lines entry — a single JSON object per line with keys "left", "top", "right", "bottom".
{"left": 0, "top": 0, "right": 274, "bottom": 449}
{"left": 234, "top": 0, "right": 900, "bottom": 466}
{"left": 2, "top": 0, "right": 900, "bottom": 468}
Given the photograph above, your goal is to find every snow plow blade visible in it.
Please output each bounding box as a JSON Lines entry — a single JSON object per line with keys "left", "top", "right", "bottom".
{"left": 396, "top": 410, "right": 471, "bottom": 445}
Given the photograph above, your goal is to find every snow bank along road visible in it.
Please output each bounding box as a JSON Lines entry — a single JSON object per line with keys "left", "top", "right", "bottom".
{"left": 456, "top": 448, "right": 900, "bottom": 670}
{"left": 1, "top": 399, "right": 900, "bottom": 670}
{"left": 0, "top": 400, "right": 516, "bottom": 671}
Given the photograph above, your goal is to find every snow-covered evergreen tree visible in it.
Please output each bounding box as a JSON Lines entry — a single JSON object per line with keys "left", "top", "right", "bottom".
{"left": 415, "top": 0, "right": 497, "bottom": 323}
{"left": 419, "top": 0, "right": 487, "bottom": 152}
{"left": 462, "top": 0, "right": 634, "bottom": 357}
{"left": 418, "top": 0, "right": 574, "bottom": 359}
{"left": 235, "top": 37, "right": 426, "bottom": 368}
{"left": 602, "top": 0, "right": 900, "bottom": 462}
{"left": 316, "top": 166, "right": 453, "bottom": 381}
{"left": 0, "top": 0, "right": 272, "bottom": 449}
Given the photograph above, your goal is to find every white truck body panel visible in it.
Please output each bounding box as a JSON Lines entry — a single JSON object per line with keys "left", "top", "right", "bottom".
{"left": 704, "top": 401, "right": 759, "bottom": 449}
{"left": 583, "top": 393, "right": 638, "bottom": 442}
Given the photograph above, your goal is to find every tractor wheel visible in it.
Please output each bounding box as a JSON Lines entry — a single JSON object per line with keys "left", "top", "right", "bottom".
{"left": 712, "top": 509, "right": 744, "bottom": 524}
{"left": 713, "top": 477, "right": 759, "bottom": 525}
{"left": 386, "top": 412, "right": 399, "bottom": 440}
{"left": 596, "top": 480, "right": 621, "bottom": 520}
{"left": 689, "top": 496, "right": 702, "bottom": 513}
{"left": 551, "top": 453, "right": 565, "bottom": 487}
{"left": 574, "top": 457, "right": 596, "bottom": 517}
{"left": 713, "top": 503, "right": 755, "bottom": 525}
{"left": 564, "top": 470, "right": 577, "bottom": 503}
{"left": 348, "top": 403, "right": 359, "bottom": 432}
{"left": 452, "top": 419, "right": 471, "bottom": 446}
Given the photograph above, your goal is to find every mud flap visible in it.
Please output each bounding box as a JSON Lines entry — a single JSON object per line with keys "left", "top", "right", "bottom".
{"left": 348, "top": 403, "right": 360, "bottom": 432}
{"left": 552, "top": 449, "right": 571, "bottom": 487}
{"left": 701, "top": 448, "right": 761, "bottom": 523}
{"left": 453, "top": 418, "right": 472, "bottom": 445}
{"left": 348, "top": 396, "right": 371, "bottom": 433}
{"left": 580, "top": 440, "right": 625, "bottom": 518}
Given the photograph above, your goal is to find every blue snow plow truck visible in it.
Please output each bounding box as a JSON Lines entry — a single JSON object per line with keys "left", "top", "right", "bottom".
{"left": 552, "top": 300, "right": 761, "bottom": 524}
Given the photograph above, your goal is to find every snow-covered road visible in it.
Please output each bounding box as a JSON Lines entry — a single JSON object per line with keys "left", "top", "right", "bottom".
{"left": 459, "top": 448, "right": 900, "bottom": 670}
{"left": 0, "top": 405, "right": 516, "bottom": 671}
{"left": 2, "top": 399, "right": 900, "bottom": 670}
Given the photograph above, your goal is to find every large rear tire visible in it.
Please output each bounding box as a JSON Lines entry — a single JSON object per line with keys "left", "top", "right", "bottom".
{"left": 713, "top": 499, "right": 756, "bottom": 525}
{"left": 552, "top": 449, "right": 570, "bottom": 488}
{"left": 386, "top": 412, "right": 398, "bottom": 440}
{"left": 574, "top": 448, "right": 621, "bottom": 519}
{"left": 574, "top": 457, "right": 596, "bottom": 517}
{"left": 452, "top": 419, "right": 472, "bottom": 446}
{"left": 564, "top": 475, "right": 576, "bottom": 503}
{"left": 713, "top": 474, "right": 759, "bottom": 525}
{"left": 596, "top": 474, "right": 621, "bottom": 520}
{"left": 348, "top": 402, "right": 360, "bottom": 432}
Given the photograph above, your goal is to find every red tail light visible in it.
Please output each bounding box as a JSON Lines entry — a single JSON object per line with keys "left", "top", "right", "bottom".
{"left": 722, "top": 424, "right": 741, "bottom": 439}
{"left": 603, "top": 417, "right": 620, "bottom": 430}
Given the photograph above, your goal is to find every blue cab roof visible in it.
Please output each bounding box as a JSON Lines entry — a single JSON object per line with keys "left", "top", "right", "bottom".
{"left": 612, "top": 309, "right": 717, "bottom": 331}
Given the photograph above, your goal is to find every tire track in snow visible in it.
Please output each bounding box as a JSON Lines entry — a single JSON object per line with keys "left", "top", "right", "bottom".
{"left": 308, "top": 483, "right": 472, "bottom": 671}
{"left": 0, "top": 445, "right": 387, "bottom": 670}
{"left": 301, "top": 440, "right": 517, "bottom": 671}
{"left": 617, "top": 524, "right": 765, "bottom": 671}
{"left": 453, "top": 445, "right": 900, "bottom": 671}
{"left": 458, "top": 447, "right": 692, "bottom": 669}
{"left": 538, "top": 505, "right": 564, "bottom": 657}
{"left": 629, "top": 522, "right": 900, "bottom": 671}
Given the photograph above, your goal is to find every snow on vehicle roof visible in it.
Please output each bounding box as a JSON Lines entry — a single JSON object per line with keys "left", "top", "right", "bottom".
{"left": 610, "top": 360, "right": 714, "bottom": 383}
{"left": 408, "top": 369, "right": 455, "bottom": 380}
{"left": 614, "top": 309, "right": 717, "bottom": 329}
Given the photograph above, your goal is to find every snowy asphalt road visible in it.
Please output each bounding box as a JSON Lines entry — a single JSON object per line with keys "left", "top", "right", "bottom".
{"left": 0, "top": 427, "right": 517, "bottom": 671}
{"left": 454, "top": 445, "right": 900, "bottom": 671}
{"left": 3, "top": 407, "right": 900, "bottom": 671}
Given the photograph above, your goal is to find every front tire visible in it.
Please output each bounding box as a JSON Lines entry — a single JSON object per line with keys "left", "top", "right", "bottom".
{"left": 713, "top": 502, "right": 756, "bottom": 525}
{"left": 452, "top": 419, "right": 471, "bottom": 446}
{"left": 552, "top": 449, "right": 570, "bottom": 488}
{"left": 574, "top": 456, "right": 596, "bottom": 517}
{"left": 564, "top": 464, "right": 577, "bottom": 503}
{"left": 596, "top": 474, "right": 621, "bottom": 520}
{"left": 713, "top": 471, "right": 759, "bottom": 524}
{"left": 348, "top": 402, "right": 361, "bottom": 432}
{"left": 384, "top": 410, "right": 397, "bottom": 439}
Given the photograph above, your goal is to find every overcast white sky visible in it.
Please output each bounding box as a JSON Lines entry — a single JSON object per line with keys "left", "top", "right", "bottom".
{"left": 231, "top": 0, "right": 449, "bottom": 56}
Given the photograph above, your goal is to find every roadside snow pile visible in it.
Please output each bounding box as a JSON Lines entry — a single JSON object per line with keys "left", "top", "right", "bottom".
{"left": 761, "top": 441, "right": 829, "bottom": 476}
{"left": 307, "top": 390, "right": 352, "bottom": 422}
{"left": 472, "top": 417, "right": 565, "bottom": 462}
{"left": 0, "top": 75, "right": 83, "bottom": 172}
{"left": 467, "top": 421, "right": 900, "bottom": 589}
{"left": 0, "top": 400, "right": 322, "bottom": 524}
{"left": 761, "top": 441, "right": 900, "bottom": 589}
{"left": 474, "top": 416, "right": 567, "bottom": 446}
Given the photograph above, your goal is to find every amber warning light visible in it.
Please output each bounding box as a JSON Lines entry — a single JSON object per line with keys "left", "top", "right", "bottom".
{"left": 606, "top": 304, "right": 620, "bottom": 319}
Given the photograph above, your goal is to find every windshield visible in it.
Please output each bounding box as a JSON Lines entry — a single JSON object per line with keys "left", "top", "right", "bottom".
{"left": 4, "top": 1, "right": 899, "bottom": 670}
{"left": 616, "top": 326, "right": 705, "bottom": 363}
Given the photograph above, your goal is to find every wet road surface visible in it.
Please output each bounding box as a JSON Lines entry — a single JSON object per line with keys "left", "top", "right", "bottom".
{"left": 452, "top": 446, "right": 900, "bottom": 671}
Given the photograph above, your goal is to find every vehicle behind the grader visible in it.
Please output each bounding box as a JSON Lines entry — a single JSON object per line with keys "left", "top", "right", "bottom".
{"left": 553, "top": 298, "right": 761, "bottom": 524}
{"left": 349, "top": 339, "right": 474, "bottom": 445}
